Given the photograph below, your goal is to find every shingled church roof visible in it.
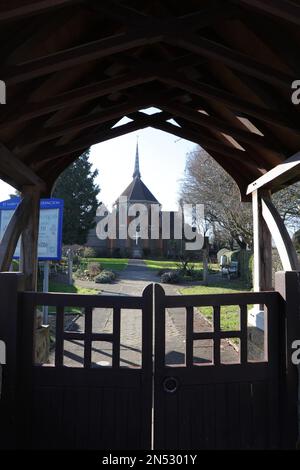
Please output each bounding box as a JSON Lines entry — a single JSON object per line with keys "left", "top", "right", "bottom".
{"left": 115, "top": 142, "right": 159, "bottom": 205}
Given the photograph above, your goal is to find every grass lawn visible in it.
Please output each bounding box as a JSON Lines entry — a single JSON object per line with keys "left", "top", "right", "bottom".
{"left": 181, "top": 279, "right": 252, "bottom": 334}
{"left": 81, "top": 257, "right": 128, "bottom": 271}
{"left": 144, "top": 259, "right": 218, "bottom": 272}
{"left": 38, "top": 281, "right": 99, "bottom": 314}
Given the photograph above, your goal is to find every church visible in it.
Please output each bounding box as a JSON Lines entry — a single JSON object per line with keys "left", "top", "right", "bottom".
{"left": 86, "top": 143, "right": 183, "bottom": 258}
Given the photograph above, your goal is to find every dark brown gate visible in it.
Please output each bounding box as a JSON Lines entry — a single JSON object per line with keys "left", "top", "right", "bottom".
{"left": 3, "top": 277, "right": 295, "bottom": 450}
{"left": 18, "top": 285, "right": 153, "bottom": 450}
{"left": 154, "top": 284, "right": 283, "bottom": 450}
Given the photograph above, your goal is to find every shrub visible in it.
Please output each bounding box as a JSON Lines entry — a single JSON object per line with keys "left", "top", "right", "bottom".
{"left": 95, "top": 270, "right": 116, "bottom": 284}
{"left": 156, "top": 269, "right": 169, "bottom": 276}
{"left": 183, "top": 269, "right": 203, "bottom": 281}
{"left": 12, "top": 259, "right": 19, "bottom": 271}
{"left": 83, "top": 247, "right": 97, "bottom": 258}
{"left": 248, "top": 254, "right": 254, "bottom": 287}
{"left": 160, "top": 271, "right": 181, "bottom": 284}
{"left": 87, "top": 262, "right": 101, "bottom": 278}
{"left": 293, "top": 230, "right": 300, "bottom": 252}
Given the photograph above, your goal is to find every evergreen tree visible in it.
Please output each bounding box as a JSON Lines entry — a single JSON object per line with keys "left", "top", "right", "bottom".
{"left": 53, "top": 150, "right": 100, "bottom": 245}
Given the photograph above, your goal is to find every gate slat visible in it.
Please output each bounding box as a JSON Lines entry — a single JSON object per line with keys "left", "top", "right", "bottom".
{"left": 55, "top": 306, "right": 64, "bottom": 367}
{"left": 213, "top": 306, "right": 221, "bottom": 366}
{"left": 112, "top": 307, "right": 121, "bottom": 368}
{"left": 186, "top": 306, "right": 193, "bottom": 367}
{"left": 84, "top": 307, "right": 93, "bottom": 368}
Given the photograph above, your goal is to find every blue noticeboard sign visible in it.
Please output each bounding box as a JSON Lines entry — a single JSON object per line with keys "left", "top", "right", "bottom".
{"left": 0, "top": 198, "right": 64, "bottom": 261}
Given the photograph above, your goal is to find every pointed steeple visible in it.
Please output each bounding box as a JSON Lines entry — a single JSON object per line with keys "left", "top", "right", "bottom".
{"left": 133, "top": 139, "right": 141, "bottom": 179}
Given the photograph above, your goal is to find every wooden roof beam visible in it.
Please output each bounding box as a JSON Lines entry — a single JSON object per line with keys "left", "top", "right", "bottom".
{"left": 128, "top": 112, "right": 258, "bottom": 167}
{"left": 234, "top": 0, "right": 300, "bottom": 26}
{"left": 14, "top": 96, "right": 155, "bottom": 151}
{"left": 0, "top": 72, "right": 156, "bottom": 128}
{"left": 154, "top": 122, "right": 252, "bottom": 164}
{"left": 2, "top": 6, "right": 208, "bottom": 85}
{"left": 91, "top": 0, "right": 236, "bottom": 31}
{"left": 32, "top": 118, "right": 151, "bottom": 167}
{"left": 114, "top": 55, "right": 298, "bottom": 132}
{"left": 14, "top": 89, "right": 284, "bottom": 155}
{"left": 247, "top": 151, "right": 300, "bottom": 194}
{"left": 165, "top": 33, "right": 292, "bottom": 90}
{"left": 160, "top": 73, "right": 298, "bottom": 132}
{"left": 94, "top": 1, "right": 293, "bottom": 89}
{"left": 0, "top": 0, "right": 79, "bottom": 22}
{"left": 0, "top": 143, "right": 46, "bottom": 190}
{"left": 3, "top": 31, "right": 163, "bottom": 85}
{"left": 159, "top": 100, "right": 284, "bottom": 154}
{"left": 2, "top": 6, "right": 293, "bottom": 89}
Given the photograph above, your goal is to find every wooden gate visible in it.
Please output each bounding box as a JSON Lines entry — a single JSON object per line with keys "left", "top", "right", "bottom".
{"left": 4, "top": 279, "right": 295, "bottom": 449}
{"left": 18, "top": 285, "right": 153, "bottom": 450}
{"left": 154, "top": 284, "right": 283, "bottom": 450}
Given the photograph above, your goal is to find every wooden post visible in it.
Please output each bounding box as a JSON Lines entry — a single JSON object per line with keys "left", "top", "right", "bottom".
{"left": 20, "top": 186, "right": 40, "bottom": 291}
{"left": 202, "top": 236, "right": 209, "bottom": 285}
{"left": 275, "top": 271, "right": 300, "bottom": 448}
{"left": 0, "top": 272, "right": 24, "bottom": 449}
{"left": 261, "top": 196, "right": 300, "bottom": 271}
{"left": 67, "top": 249, "right": 73, "bottom": 285}
{"left": 252, "top": 189, "right": 272, "bottom": 291}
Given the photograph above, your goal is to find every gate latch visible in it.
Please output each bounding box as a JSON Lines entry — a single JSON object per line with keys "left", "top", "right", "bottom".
{"left": 163, "top": 376, "right": 179, "bottom": 394}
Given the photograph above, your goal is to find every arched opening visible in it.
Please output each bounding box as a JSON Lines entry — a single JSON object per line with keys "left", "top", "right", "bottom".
{"left": 0, "top": 0, "right": 299, "bottom": 451}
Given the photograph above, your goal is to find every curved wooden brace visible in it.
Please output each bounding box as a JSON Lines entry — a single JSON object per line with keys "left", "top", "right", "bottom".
{"left": 0, "top": 194, "right": 33, "bottom": 271}
{"left": 261, "top": 196, "right": 300, "bottom": 271}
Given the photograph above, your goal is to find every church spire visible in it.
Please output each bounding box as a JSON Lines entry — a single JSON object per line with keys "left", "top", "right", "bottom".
{"left": 133, "top": 138, "right": 141, "bottom": 179}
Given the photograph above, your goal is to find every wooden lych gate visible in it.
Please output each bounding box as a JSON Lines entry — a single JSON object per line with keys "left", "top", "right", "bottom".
{"left": 0, "top": 0, "right": 300, "bottom": 450}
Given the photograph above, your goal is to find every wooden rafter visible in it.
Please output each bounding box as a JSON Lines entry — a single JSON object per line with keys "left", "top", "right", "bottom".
{"left": 91, "top": 0, "right": 236, "bottom": 30}
{"left": 2, "top": 6, "right": 209, "bottom": 85}
{"left": 2, "top": 5, "right": 294, "bottom": 90}
{"left": 92, "top": 0, "right": 294, "bottom": 89}
{"left": 0, "top": 0, "right": 299, "bottom": 196}
{"left": 0, "top": 143, "right": 46, "bottom": 190}
{"left": 14, "top": 96, "right": 153, "bottom": 150}
{"left": 3, "top": 32, "right": 162, "bottom": 85}
{"left": 111, "top": 55, "right": 299, "bottom": 132}
{"left": 0, "top": 0, "right": 78, "bottom": 22}
{"left": 247, "top": 151, "right": 300, "bottom": 194}
{"left": 152, "top": 120, "right": 252, "bottom": 163}
{"left": 160, "top": 73, "right": 298, "bottom": 132}
{"left": 234, "top": 0, "right": 300, "bottom": 26}
{"left": 159, "top": 100, "right": 284, "bottom": 154}
{"left": 165, "top": 33, "right": 292, "bottom": 90}
{"left": 0, "top": 73, "right": 155, "bottom": 127}
{"left": 32, "top": 118, "right": 151, "bottom": 167}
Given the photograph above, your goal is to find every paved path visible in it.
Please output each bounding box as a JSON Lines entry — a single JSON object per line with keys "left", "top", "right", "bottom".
{"left": 57, "top": 259, "right": 238, "bottom": 367}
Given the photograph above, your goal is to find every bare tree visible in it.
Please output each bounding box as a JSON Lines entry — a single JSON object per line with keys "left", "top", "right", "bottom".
{"left": 180, "top": 147, "right": 300, "bottom": 250}
{"left": 273, "top": 183, "right": 300, "bottom": 230}
{"left": 179, "top": 148, "right": 253, "bottom": 249}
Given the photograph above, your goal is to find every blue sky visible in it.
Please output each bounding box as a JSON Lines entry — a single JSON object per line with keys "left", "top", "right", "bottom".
{"left": 0, "top": 125, "right": 196, "bottom": 211}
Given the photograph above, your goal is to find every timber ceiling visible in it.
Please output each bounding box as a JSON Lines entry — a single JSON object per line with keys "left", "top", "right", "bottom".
{"left": 1, "top": 0, "right": 300, "bottom": 198}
